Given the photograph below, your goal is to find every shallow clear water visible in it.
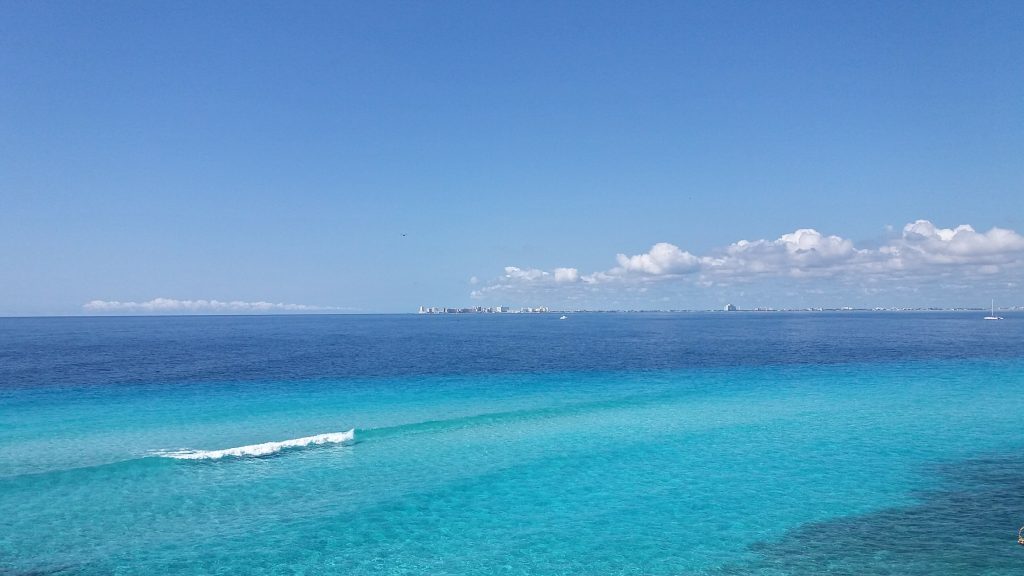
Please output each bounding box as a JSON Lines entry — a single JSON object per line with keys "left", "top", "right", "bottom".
{"left": 1, "top": 312, "right": 1022, "bottom": 574}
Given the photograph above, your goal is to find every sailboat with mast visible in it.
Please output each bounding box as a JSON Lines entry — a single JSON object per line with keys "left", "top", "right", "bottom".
{"left": 984, "top": 299, "right": 1003, "bottom": 320}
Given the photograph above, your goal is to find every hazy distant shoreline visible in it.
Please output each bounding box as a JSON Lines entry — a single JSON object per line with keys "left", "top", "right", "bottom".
{"left": 0, "top": 307, "right": 1017, "bottom": 319}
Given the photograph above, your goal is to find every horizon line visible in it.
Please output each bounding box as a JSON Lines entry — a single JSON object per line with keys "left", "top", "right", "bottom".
{"left": 0, "top": 308, "right": 1016, "bottom": 319}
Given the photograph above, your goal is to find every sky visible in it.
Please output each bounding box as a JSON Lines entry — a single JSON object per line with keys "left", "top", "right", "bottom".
{"left": 1, "top": 1, "right": 1023, "bottom": 315}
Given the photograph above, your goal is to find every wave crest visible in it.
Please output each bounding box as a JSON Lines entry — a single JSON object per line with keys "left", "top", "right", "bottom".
{"left": 156, "top": 429, "right": 355, "bottom": 460}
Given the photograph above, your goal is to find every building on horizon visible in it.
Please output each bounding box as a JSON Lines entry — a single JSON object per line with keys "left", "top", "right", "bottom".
{"left": 417, "top": 305, "right": 547, "bottom": 314}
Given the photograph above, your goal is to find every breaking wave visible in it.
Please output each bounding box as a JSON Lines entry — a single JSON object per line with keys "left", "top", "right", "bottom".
{"left": 155, "top": 429, "right": 355, "bottom": 460}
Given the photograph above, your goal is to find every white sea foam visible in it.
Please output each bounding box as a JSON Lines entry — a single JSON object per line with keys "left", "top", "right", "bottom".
{"left": 156, "top": 429, "right": 355, "bottom": 460}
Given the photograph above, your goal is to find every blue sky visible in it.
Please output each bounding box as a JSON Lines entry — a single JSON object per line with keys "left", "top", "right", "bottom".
{"left": 2, "top": 1, "right": 1022, "bottom": 314}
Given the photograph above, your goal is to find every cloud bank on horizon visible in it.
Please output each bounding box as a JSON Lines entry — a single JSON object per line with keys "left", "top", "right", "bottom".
{"left": 82, "top": 298, "right": 341, "bottom": 314}
{"left": 473, "top": 220, "right": 1024, "bottom": 302}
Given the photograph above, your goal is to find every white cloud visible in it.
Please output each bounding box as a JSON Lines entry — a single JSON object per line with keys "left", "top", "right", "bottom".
{"left": 498, "top": 266, "right": 581, "bottom": 283}
{"left": 894, "top": 220, "right": 1024, "bottom": 265}
{"left": 707, "top": 228, "right": 865, "bottom": 277}
{"left": 553, "top": 267, "right": 580, "bottom": 283}
{"left": 83, "top": 298, "right": 341, "bottom": 314}
{"left": 503, "top": 266, "right": 549, "bottom": 281}
{"left": 475, "top": 220, "right": 1024, "bottom": 298}
{"left": 468, "top": 266, "right": 582, "bottom": 300}
{"left": 613, "top": 243, "right": 701, "bottom": 275}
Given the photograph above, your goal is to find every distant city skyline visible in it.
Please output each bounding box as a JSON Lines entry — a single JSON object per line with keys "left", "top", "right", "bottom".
{"left": 2, "top": 2, "right": 1022, "bottom": 315}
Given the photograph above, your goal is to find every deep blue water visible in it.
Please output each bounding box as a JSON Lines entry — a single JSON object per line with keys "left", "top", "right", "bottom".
{"left": 1, "top": 312, "right": 1023, "bottom": 574}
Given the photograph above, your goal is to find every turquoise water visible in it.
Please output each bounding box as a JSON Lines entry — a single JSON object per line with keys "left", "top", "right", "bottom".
{"left": 1, "top": 313, "right": 1023, "bottom": 574}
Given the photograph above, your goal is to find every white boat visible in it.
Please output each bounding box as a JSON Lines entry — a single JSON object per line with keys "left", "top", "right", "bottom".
{"left": 984, "top": 299, "right": 1003, "bottom": 320}
{"left": 559, "top": 315, "right": 568, "bottom": 320}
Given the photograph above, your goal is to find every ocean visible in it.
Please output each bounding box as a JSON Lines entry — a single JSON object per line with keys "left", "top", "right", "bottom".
{"left": 1, "top": 312, "right": 1022, "bottom": 575}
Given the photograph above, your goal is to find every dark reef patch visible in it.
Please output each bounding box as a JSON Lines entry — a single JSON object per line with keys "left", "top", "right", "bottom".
{"left": 0, "top": 565, "right": 74, "bottom": 576}
{"left": 718, "top": 454, "right": 1024, "bottom": 575}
